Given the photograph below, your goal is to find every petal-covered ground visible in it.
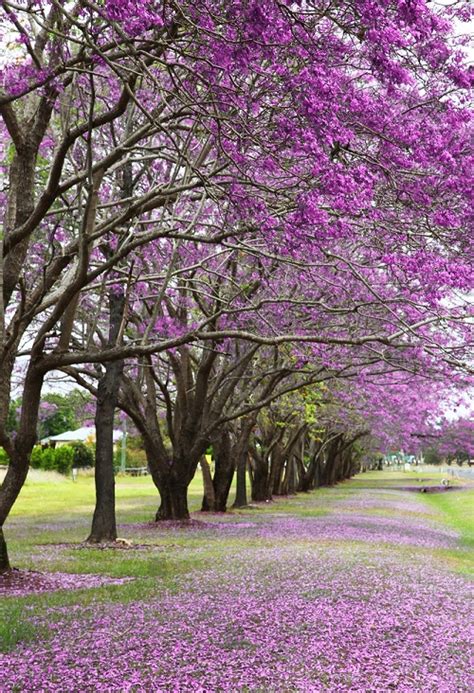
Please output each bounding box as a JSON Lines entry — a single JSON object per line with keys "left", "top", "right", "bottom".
{"left": 0, "top": 569, "right": 133, "bottom": 597}
{"left": 1, "top": 481, "right": 472, "bottom": 691}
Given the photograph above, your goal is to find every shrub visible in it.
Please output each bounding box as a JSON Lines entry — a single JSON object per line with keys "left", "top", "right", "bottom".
{"left": 30, "top": 446, "right": 43, "bottom": 469}
{"left": 71, "top": 442, "right": 94, "bottom": 468}
{"left": 423, "top": 447, "right": 442, "bottom": 465}
{"left": 54, "top": 446, "right": 74, "bottom": 474}
{"left": 114, "top": 446, "right": 147, "bottom": 470}
{"left": 29, "top": 445, "right": 74, "bottom": 475}
{"left": 40, "top": 447, "right": 56, "bottom": 471}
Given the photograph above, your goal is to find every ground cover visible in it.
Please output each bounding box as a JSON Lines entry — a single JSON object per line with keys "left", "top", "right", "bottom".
{"left": 421, "top": 484, "right": 474, "bottom": 549}
{"left": 1, "top": 471, "right": 472, "bottom": 691}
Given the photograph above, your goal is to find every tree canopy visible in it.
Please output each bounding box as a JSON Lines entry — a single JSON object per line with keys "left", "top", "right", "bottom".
{"left": 0, "top": 0, "right": 472, "bottom": 568}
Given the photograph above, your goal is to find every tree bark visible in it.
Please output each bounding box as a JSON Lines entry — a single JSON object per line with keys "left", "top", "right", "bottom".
{"left": 0, "top": 361, "right": 44, "bottom": 571}
{"left": 155, "top": 476, "right": 190, "bottom": 520}
{"left": 202, "top": 429, "right": 235, "bottom": 513}
{"left": 299, "top": 455, "right": 320, "bottom": 492}
{"left": 87, "top": 290, "right": 125, "bottom": 543}
{"left": 232, "top": 418, "right": 255, "bottom": 508}
{"left": 233, "top": 449, "right": 248, "bottom": 508}
{"left": 200, "top": 456, "right": 216, "bottom": 512}
{"left": 283, "top": 455, "right": 297, "bottom": 495}
{"left": 138, "top": 422, "right": 201, "bottom": 523}
{"left": 251, "top": 455, "right": 271, "bottom": 502}
{"left": 320, "top": 436, "right": 342, "bottom": 486}
{"left": 270, "top": 445, "right": 285, "bottom": 496}
{"left": 0, "top": 527, "right": 9, "bottom": 573}
{"left": 87, "top": 366, "right": 121, "bottom": 542}
{"left": 213, "top": 459, "right": 235, "bottom": 512}
{"left": 0, "top": 463, "right": 29, "bottom": 573}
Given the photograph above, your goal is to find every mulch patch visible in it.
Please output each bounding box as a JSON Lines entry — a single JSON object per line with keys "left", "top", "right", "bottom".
{"left": 0, "top": 568, "right": 48, "bottom": 594}
{"left": 0, "top": 568, "right": 133, "bottom": 596}
{"left": 40, "top": 540, "right": 177, "bottom": 551}
{"left": 125, "top": 518, "right": 217, "bottom": 531}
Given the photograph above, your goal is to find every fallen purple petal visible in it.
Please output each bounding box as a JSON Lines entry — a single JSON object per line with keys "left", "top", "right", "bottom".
{"left": 1, "top": 485, "right": 472, "bottom": 691}
{"left": 0, "top": 569, "right": 133, "bottom": 597}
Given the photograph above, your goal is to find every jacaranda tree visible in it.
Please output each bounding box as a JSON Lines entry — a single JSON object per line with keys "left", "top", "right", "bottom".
{"left": 0, "top": 0, "right": 472, "bottom": 569}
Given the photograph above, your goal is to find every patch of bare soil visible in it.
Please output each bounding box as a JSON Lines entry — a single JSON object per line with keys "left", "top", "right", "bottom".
{"left": 0, "top": 568, "right": 132, "bottom": 596}
{"left": 41, "top": 540, "right": 168, "bottom": 551}
{"left": 125, "top": 518, "right": 216, "bottom": 531}
{"left": 403, "top": 485, "right": 461, "bottom": 494}
{"left": 0, "top": 568, "right": 48, "bottom": 594}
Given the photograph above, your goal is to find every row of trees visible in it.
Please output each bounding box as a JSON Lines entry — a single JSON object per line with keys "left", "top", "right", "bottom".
{"left": 0, "top": 1, "right": 472, "bottom": 571}
{"left": 421, "top": 417, "right": 474, "bottom": 466}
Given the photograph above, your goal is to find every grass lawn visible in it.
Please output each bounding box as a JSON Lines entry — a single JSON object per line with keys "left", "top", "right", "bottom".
{"left": 421, "top": 484, "right": 474, "bottom": 548}
{"left": 1, "top": 469, "right": 473, "bottom": 691}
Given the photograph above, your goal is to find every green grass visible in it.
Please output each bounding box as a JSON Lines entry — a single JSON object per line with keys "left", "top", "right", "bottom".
{"left": 0, "top": 602, "right": 44, "bottom": 653}
{"left": 421, "top": 486, "right": 474, "bottom": 549}
{"left": 9, "top": 473, "right": 170, "bottom": 519}
{"left": 1, "top": 469, "right": 473, "bottom": 653}
{"left": 1, "top": 471, "right": 221, "bottom": 652}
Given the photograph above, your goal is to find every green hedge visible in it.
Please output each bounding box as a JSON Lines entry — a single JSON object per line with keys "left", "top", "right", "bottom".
{"left": 113, "top": 446, "right": 147, "bottom": 470}
{"left": 71, "top": 442, "right": 95, "bottom": 468}
{"left": 1, "top": 443, "right": 95, "bottom": 475}
{"left": 30, "top": 445, "right": 74, "bottom": 475}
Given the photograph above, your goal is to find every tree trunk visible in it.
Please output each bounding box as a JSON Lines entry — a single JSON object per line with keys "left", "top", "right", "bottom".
{"left": 155, "top": 477, "right": 190, "bottom": 520}
{"left": 0, "top": 363, "right": 44, "bottom": 571}
{"left": 300, "top": 455, "right": 320, "bottom": 491}
{"left": 284, "top": 455, "right": 297, "bottom": 495}
{"left": 232, "top": 419, "right": 254, "bottom": 508}
{"left": 233, "top": 449, "right": 248, "bottom": 508}
{"left": 87, "top": 291, "right": 125, "bottom": 543}
{"left": 270, "top": 446, "right": 285, "bottom": 496}
{"left": 87, "top": 377, "right": 119, "bottom": 541}
{"left": 87, "top": 372, "right": 120, "bottom": 542}
{"left": 0, "top": 527, "right": 10, "bottom": 573}
{"left": 0, "top": 464, "right": 29, "bottom": 573}
{"left": 252, "top": 477, "right": 270, "bottom": 501}
{"left": 214, "top": 460, "right": 235, "bottom": 512}
{"left": 328, "top": 452, "right": 341, "bottom": 486}
{"left": 312, "top": 457, "right": 322, "bottom": 489}
{"left": 142, "top": 428, "right": 205, "bottom": 523}
{"left": 207, "top": 429, "right": 235, "bottom": 512}
{"left": 298, "top": 439, "right": 323, "bottom": 492}
{"left": 339, "top": 449, "right": 352, "bottom": 481}
{"left": 321, "top": 436, "right": 341, "bottom": 486}
{"left": 200, "top": 456, "right": 216, "bottom": 512}
{"left": 251, "top": 454, "right": 271, "bottom": 502}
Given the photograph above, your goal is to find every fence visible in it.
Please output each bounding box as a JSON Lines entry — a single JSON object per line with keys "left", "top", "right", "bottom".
{"left": 409, "top": 464, "right": 474, "bottom": 481}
